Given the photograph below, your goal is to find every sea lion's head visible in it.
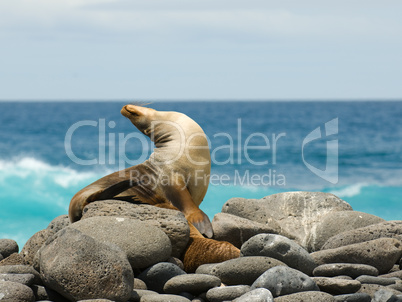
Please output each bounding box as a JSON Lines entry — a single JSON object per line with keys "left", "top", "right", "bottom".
{"left": 121, "top": 104, "right": 157, "bottom": 135}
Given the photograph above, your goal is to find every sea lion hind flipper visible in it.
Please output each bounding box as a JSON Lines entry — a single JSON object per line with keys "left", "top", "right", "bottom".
{"left": 187, "top": 210, "right": 213, "bottom": 239}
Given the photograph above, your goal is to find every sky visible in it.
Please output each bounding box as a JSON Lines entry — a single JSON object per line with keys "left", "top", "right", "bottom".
{"left": 0, "top": 0, "right": 401, "bottom": 101}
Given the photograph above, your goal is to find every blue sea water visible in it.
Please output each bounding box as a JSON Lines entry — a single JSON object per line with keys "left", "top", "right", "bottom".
{"left": 1, "top": 101, "right": 402, "bottom": 248}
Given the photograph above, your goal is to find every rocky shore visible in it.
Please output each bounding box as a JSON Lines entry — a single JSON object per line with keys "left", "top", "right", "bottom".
{"left": 1, "top": 191, "right": 402, "bottom": 301}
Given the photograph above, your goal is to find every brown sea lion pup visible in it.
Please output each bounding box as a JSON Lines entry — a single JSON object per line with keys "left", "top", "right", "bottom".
{"left": 68, "top": 104, "right": 239, "bottom": 270}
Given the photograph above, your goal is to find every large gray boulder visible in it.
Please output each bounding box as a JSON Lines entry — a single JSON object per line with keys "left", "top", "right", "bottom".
{"left": 222, "top": 192, "right": 352, "bottom": 250}
{"left": 70, "top": 216, "right": 172, "bottom": 269}
{"left": 20, "top": 229, "right": 53, "bottom": 265}
{"left": 311, "top": 238, "right": 402, "bottom": 274}
{"left": 307, "top": 211, "right": 385, "bottom": 251}
{"left": 322, "top": 220, "right": 402, "bottom": 250}
{"left": 81, "top": 200, "right": 190, "bottom": 257}
{"left": 251, "top": 266, "right": 319, "bottom": 297}
{"left": 241, "top": 234, "right": 317, "bottom": 275}
{"left": 38, "top": 228, "right": 133, "bottom": 302}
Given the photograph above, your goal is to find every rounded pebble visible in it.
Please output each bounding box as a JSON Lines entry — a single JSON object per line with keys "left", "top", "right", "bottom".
{"left": 206, "top": 285, "right": 250, "bottom": 302}
{"left": 0, "top": 239, "right": 19, "bottom": 258}
{"left": 274, "top": 291, "right": 335, "bottom": 302}
{"left": 163, "top": 274, "right": 221, "bottom": 295}
{"left": 313, "top": 263, "right": 379, "bottom": 278}
{"left": 312, "top": 276, "right": 361, "bottom": 295}
{"left": 333, "top": 293, "right": 372, "bottom": 302}
{"left": 141, "top": 294, "right": 190, "bottom": 302}
{"left": 0, "top": 280, "right": 35, "bottom": 302}
{"left": 233, "top": 288, "right": 274, "bottom": 302}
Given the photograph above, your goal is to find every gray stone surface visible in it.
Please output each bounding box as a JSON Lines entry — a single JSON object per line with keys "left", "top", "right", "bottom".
{"left": 31, "top": 285, "right": 69, "bottom": 302}
{"left": 212, "top": 212, "right": 285, "bottom": 248}
{"left": 313, "top": 263, "right": 379, "bottom": 278}
{"left": 81, "top": 200, "right": 190, "bottom": 257}
{"left": 20, "top": 229, "right": 52, "bottom": 265}
{"left": 311, "top": 238, "right": 402, "bottom": 274}
{"left": 0, "top": 280, "right": 35, "bottom": 302}
{"left": 38, "top": 228, "right": 133, "bottom": 302}
{"left": 206, "top": 285, "right": 250, "bottom": 302}
{"left": 322, "top": 220, "right": 402, "bottom": 250}
{"left": 47, "top": 215, "right": 70, "bottom": 233}
{"left": 251, "top": 266, "right": 319, "bottom": 297}
{"left": 273, "top": 291, "right": 335, "bottom": 302}
{"left": 356, "top": 275, "right": 398, "bottom": 286}
{"left": 0, "top": 265, "right": 42, "bottom": 285}
{"left": 333, "top": 293, "right": 371, "bottom": 302}
{"left": 0, "top": 239, "right": 19, "bottom": 258}
{"left": 163, "top": 274, "right": 221, "bottom": 295}
{"left": 195, "top": 263, "right": 217, "bottom": 275}
{"left": 222, "top": 192, "right": 352, "bottom": 250}
{"left": 372, "top": 288, "right": 399, "bottom": 302}
{"left": 130, "top": 289, "right": 158, "bottom": 302}
{"left": 70, "top": 216, "right": 172, "bottom": 269}
{"left": 233, "top": 288, "right": 274, "bottom": 302}
{"left": 141, "top": 294, "right": 190, "bottom": 302}
{"left": 137, "top": 262, "right": 186, "bottom": 293}
{"left": 0, "top": 273, "right": 35, "bottom": 286}
{"left": 307, "top": 211, "right": 384, "bottom": 251}
{"left": 241, "top": 233, "right": 317, "bottom": 275}
{"left": 211, "top": 256, "right": 286, "bottom": 285}
{"left": 357, "top": 284, "right": 402, "bottom": 297}
{"left": 312, "top": 277, "right": 361, "bottom": 295}
{"left": 133, "top": 278, "right": 147, "bottom": 290}
{"left": 0, "top": 252, "right": 25, "bottom": 266}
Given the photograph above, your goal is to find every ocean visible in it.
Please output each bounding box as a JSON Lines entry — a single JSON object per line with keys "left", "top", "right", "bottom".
{"left": 1, "top": 101, "right": 401, "bottom": 248}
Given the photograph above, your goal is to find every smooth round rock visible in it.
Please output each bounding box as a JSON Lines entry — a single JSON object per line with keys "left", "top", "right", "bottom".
{"left": 241, "top": 233, "right": 317, "bottom": 275}
{"left": 82, "top": 200, "right": 190, "bottom": 258}
{"left": 20, "top": 229, "right": 52, "bottom": 265}
{"left": 0, "top": 273, "right": 35, "bottom": 286}
{"left": 211, "top": 256, "right": 286, "bottom": 285}
{"left": 222, "top": 192, "right": 352, "bottom": 250}
{"left": 251, "top": 266, "right": 319, "bottom": 297}
{"left": 77, "top": 300, "right": 113, "bottom": 302}
{"left": 47, "top": 215, "right": 70, "bottom": 233}
{"left": 372, "top": 288, "right": 399, "bottom": 302}
{"left": 38, "top": 228, "right": 134, "bottom": 302}
{"left": 130, "top": 289, "right": 158, "bottom": 302}
{"left": 333, "top": 293, "right": 371, "bottom": 302}
{"left": 70, "top": 216, "right": 172, "bottom": 269}
{"left": 313, "top": 263, "right": 379, "bottom": 279}
{"left": 141, "top": 294, "right": 190, "bottom": 302}
{"left": 312, "top": 277, "right": 361, "bottom": 295}
{"left": 0, "top": 239, "right": 19, "bottom": 258}
{"left": 356, "top": 275, "right": 398, "bottom": 286}
{"left": 134, "top": 278, "right": 147, "bottom": 290}
{"left": 137, "top": 262, "right": 186, "bottom": 293}
{"left": 206, "top": 285, "right": 250, "bottom": 302}
{"left": 163, "top": 274, "right": 221, "bottom": 295}
{"left": 358, "top": 284, "right": 402, "bottom": 297}
{"left": 0, "top": 280, "right": 35, "bottom": 302}
{"left": 322, "top": 220, "right": 402, "bottom": 250}
{"left": 212, "top": 212, "right": 283, "bottom": 248}
{"left": 195, "top": 263, "right": 217, "bottom": 275}
{"left": 0, "top": 265, "right": 42, "bottom": 285}
{"left": 307, "top": 211, "right": 384, "bottom": 251}
{"left": 311, "top": 238, "right": 402, "bottom": 274}
{"left": 233, "top": 288, "right": 274, "bottom": 302}
{"left": 274, "top": 291, "right": 335, "bottom": 302}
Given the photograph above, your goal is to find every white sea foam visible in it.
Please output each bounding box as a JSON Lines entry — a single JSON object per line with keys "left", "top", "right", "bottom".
{"left": 329, "top": 183, "right": 367, "bottom": 198}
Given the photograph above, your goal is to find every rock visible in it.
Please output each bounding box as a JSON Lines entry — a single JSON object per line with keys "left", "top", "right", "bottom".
{"left": 77, "top": 300, "right": 114, "bottom": 302}
{"left": 168, "top": 257, "right": 184, "bottom": 270}
{"left": 81, "top": 200, "right": 190, "bottom": 258}
{"left": 0, "top": 252, "right": 24, "bottom": 266}
{"left": 313, "top": 263, "right": 379, "bottom": 278}
{"left": 47, "top": 215, "right": 70, "bottom": 233}
{"left": 233, "top": 288, "right": 274, "bottom": 302}
{"left": 333, "top": 293, "right": 371, "bottom": 302}
{"left": 322, "top": 220, "right": 402, "bottom": 250}
{"left": 0, "top": 280, "right": 35, "bottom": 302}
{"left": 273, "top": 291, "right": 335, "bottom": 301}
{"left": 0, "top": 273, "right": 35, "bottom": 286}
{"left": 372, "top": 288, "right": 400, "bottom": 302}
{"left": 389, "top": 280, "right": 402, "bottom": 291}
{"left": 130, "top": 289, "right": 158, "bottom": 302}
{"left": 212, "top": 213, "right": 285, "bottom": 248}
{"left": 141, "top": 294, "right": 190, "bottom": 302}
{"left": 134, "top": 278, "right": 147, "bottom": 290}
{"left": 31, "top": 285, "right": 69, "bottom": 302}
{"left": 241, "top": 234, "right": 317, "bottom": 275}
{"left": 206, "top": 285, "right": 250, "bottom": 302}
{"left": 311, "top": 238, "right": 402, "bottom": 274}
{"left": 356, "top": 275, "right": 398, "bottom": 286}
{"left": 380, "top": 270, "right": 402, "bottom": 279}
{"left": 137, "top": 262, "right": 186, "bottom": 293}
{"left": 163, "top": 274, "right": 221, "bottom": 295}
{"left": 0, "top": 239, "right": 19, "bottom": 258}
{"left": 38, "top": 228, "right": 133, "bottom": 302}
{"left": 222, "top": 192, "right": 352, "bottom": 251}
{"left": 20, "top": 229, "right": 52, "bottom": 265}
{"left": 195, "top": 263, "right": 217, "bottom": 275}
{"left": 312, "top": 277, "right": 361, "bottom": 295}
{"left": 358, "top": 284, "right": 402, "bottom": 297}
{"left": 307, "top": 211, "right": 384, "bottom": 251}
{"left": 70, "top": 216, "right": 172, "bottom": 269}
{"left": 251, "top": 266, "right": 319, "bottom": 297}
{"left": 211, "top": 256, "right": 286, "bottom": 285}
{"left": 0, "top": 265, "right": 42, "bottom": 285}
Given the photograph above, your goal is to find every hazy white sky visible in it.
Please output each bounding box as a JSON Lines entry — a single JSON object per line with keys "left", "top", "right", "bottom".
{"left": 1, "top": 0, "right": 401, "bottom": 100}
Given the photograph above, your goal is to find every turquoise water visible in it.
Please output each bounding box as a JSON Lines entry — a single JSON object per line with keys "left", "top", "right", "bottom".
{"left": 1, "top": 101, "right": 401, "bottom": 248}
